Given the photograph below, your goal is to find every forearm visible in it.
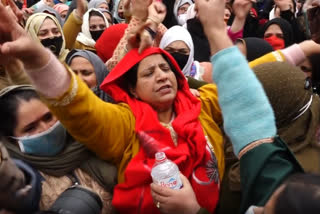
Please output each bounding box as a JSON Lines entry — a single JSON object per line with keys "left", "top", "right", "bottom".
{"left": 44, "top": 74, "right": 135, "bottom": 163}
{"left": 106, "top": 16, "right": 142, "bottom": 71}
{"left": 63, "top": 11, "right": 82, "bottom": 50}
{"left": 207, "top": 30, "right": 234, "bottom": 56}
{"left": 212, "top": 46, "right": 276, "bottom": 156}
{"left": 25, "top": 50, "right": 71, "bottom": 98}
{"left": 229, "top": 17, "right": 245, "bottom": 40}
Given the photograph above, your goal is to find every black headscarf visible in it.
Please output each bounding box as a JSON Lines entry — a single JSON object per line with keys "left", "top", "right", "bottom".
{"left": 237, "top": 37, "right": 274, "bottom": 62}
{"left": 261, "top": 18, "right": 294, "bottom": 48}
{"left": 186, "top": 18, "right": 211, "bottom": 62}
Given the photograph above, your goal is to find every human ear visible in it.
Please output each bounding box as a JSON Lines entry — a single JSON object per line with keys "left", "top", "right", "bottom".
{"left": 129, "top": 87, "right": 138, "bottom": 99}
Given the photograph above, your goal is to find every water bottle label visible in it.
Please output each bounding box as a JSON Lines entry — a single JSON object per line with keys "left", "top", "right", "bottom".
{"left": 154, "top": 174, "right": 182, "bottom": 190}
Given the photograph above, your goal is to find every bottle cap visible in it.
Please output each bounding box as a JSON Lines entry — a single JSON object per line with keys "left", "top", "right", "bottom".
{"left": 155, "top": 152, "right": 166, "bottom": 162}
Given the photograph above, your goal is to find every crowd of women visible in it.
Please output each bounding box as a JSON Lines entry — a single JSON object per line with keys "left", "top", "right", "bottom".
{"left": 0, "top": 0, "right": 320, "bottom": 213}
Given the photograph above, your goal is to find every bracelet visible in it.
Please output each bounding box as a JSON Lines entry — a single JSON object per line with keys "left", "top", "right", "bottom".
{"left": 145, "top": 27, "right": 157, "bottom": 40}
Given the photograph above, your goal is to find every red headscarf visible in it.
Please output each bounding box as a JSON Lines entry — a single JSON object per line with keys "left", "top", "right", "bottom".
{"left": 95, "top": 23, "right": 128, "bottom": 63}
{"left": 101, "top": 48, "right": 220, "bottom": 214}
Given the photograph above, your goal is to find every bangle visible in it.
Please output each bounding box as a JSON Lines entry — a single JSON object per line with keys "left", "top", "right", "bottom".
{"left": 145, "top": 27, "right": 157, "bottom": 40}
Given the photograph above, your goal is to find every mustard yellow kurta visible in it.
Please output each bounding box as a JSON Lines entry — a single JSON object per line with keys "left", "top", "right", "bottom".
{"left": 45, "top": 71, "right": 225, "bottom": 183}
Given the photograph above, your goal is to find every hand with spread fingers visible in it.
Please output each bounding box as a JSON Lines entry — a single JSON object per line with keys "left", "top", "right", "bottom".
{"left": 150, "top": 173, "right": 201, "bottom": 214}
{"left": 127, "top": 0, "right": 166, "bottom": 53}
{"left": 0, "top": 2, "right": 50, "bottom": 69}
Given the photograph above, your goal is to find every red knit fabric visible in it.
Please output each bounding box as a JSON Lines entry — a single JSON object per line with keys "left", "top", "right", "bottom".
{"left": 95, "top": 23, "right": 128, "bottom": 63}
{"left": 101, "top": 48, "right": 220, "bottom": 214}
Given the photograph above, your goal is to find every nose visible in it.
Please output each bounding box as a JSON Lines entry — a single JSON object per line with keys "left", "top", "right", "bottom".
{"left": 155, "top": 67, "right": 168, "bottom": 82}
{"left": 47, "top": 31, "right": 55, "bottom": 39}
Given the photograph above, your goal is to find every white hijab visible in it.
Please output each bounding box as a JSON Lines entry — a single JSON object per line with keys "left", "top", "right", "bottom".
{"left": 76, "top": 8, "right": 109, "bottom": 47}
{"left": 159, "top": 26, "right": 194, "bottom": 77}
{"left": 173, "top": 0, "right": 194, "bottom": 25}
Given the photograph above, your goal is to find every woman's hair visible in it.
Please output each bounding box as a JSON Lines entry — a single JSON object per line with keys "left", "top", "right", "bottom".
{"left": 0, "top": 90, "right": 39, "bottom": 136}
{"left": 274, "top": 173, "right": 320, "bottom": 214}
{"left": 89, "top": 10, "right": 104, "bottom": 19}
{"left": 121, "top": 54, "right": 180, "bottom": 96}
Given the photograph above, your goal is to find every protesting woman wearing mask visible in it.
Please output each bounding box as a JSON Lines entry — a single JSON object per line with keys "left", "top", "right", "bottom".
{"left": 25, "top": 12, "right": 69, "bottom": 61}
{"left": 0, "top": 0, "right": 277, "bottom": 213}
{"left": 0, "top": 85, "right": 117, "bottom": 213}
{"left": 63, "top": 0, "right": 109, "bottom": 52}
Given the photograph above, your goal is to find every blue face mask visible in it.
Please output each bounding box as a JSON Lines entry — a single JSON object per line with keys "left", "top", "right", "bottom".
{"left": 12, "top": 121, "right": 67, "bottom": 157}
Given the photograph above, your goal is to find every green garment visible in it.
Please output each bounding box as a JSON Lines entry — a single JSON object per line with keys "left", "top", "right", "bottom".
{"left": 239, "top": 137, "right": 304, "bottom": 213}
{"left": 187, "top": 76, "right": 208, "bottom": 89}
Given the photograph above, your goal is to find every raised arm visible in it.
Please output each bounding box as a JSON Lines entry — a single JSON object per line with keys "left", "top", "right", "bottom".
{"left": 196, "top": 0, "right": 276, "bottom": 157}
{"left": 0, "top": 2, "right": 135, "bottom": 164}
{"left": 63, "top": 0, "right": 87, "bottom": 50}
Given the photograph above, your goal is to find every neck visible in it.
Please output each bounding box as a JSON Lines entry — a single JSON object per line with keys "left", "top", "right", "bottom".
{"left": 157, "top": 107, "right": 173, "bottom": 124}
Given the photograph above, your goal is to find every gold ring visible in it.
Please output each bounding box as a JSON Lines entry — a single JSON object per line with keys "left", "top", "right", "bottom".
{"left": 156, "top": 201, "right": 160, "bottom": 209}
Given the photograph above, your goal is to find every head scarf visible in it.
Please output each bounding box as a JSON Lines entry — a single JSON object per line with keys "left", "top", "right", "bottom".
{"left": 253, "top": 62, "right": 320, "bottom": 173}
{"left": 76, "top": 8, "right": 109, "bottom": 48}
{"left": 262, "top": 18, "right": 294, "bottom": 47}
{"left": 34, "top": 5, "right": 64, "bottom": 27}
{"left": 112, "top": 0, "right": 125, "bottom": 23}
{"left": 25, "top": 13, "right": 69, "bottom": 61}
{"left": 66, "top": 50, "right": 113, "bottom": 102}
{"left": 186, "top": 17, "right": 211, "bottom": 62}
{"left": 0, "top": 85, "right": 117, "bottom": 191}
{"left": 159, "top": 26, "right": 194, "bottom": 77}
{"left": 98, "top": 8, "right": 114, "bottom": 24}
{"left": 236, "top": 37, "right": 274, "bottom": 62}
{"left": 53, "top": 3, "right": 69, "bottom": 15}
{"left": 184, "top": 3, "right": 196, "bottom": 26}
{"left": 100, "top": 47, "right": 220, "bottom": 213}
{"left": 88, "top": 0, "right": 109, "bottom": 9}
{"left": 173, "top": 0, "right": 193, "bottom": 24}
{"left": 95, "top": 23, "right": 128, "bottom": 62}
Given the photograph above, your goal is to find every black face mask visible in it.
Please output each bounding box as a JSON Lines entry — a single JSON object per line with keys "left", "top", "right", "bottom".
{"left": 170, "top": 52, "right": 189, "bottom": 70}
{"left": 90, "top": 30, "right": 104, "bottom": 41}
{"left": 41, "top": 36, "right": 63, "bottom": 56}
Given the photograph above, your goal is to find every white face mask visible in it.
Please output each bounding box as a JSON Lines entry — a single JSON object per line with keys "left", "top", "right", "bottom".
{"left": 245, "top": 205, "right": 258, "bottom": 214}
{"left": 178, "top": 13, "right": 187, "bottom": 26}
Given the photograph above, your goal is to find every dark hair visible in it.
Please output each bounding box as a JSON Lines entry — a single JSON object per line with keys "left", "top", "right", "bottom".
{"left": 89, "top": 10, "right": 104, "bottom": 19}
{"left": 274, "top": 173, "right": 320, "bottom": 214}
{"left": 121, "top": 54, "right": 180, "bottom": 96}
{"left": 0, "top": 90, "right": 39, "bottom": 137}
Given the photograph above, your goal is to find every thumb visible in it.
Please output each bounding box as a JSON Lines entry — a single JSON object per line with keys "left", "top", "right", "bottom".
{"left": 138, "top": 31, "right": 152, "bottom": 54}
{"left": 179, "top": 172, "right": 191, "bottom": 188}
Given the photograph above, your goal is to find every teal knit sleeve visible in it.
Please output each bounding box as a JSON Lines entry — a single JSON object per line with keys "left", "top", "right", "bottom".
{"left": 211, "top": 46, "right": 276, "bottom": 156}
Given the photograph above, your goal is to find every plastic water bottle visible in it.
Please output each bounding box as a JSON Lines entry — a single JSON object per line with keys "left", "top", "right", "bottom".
{"left": 151, "top": 152, "right": 182, "bottom": 190}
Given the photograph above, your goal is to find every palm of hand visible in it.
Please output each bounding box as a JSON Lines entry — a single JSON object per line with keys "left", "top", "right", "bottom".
{"left": 131, "top": 0, "right": 152, "bottom": 20}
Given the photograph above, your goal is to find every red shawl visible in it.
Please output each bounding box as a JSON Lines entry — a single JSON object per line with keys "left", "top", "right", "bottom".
{"left": 100, "top": 48, "right": 219, "bottom": 213}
